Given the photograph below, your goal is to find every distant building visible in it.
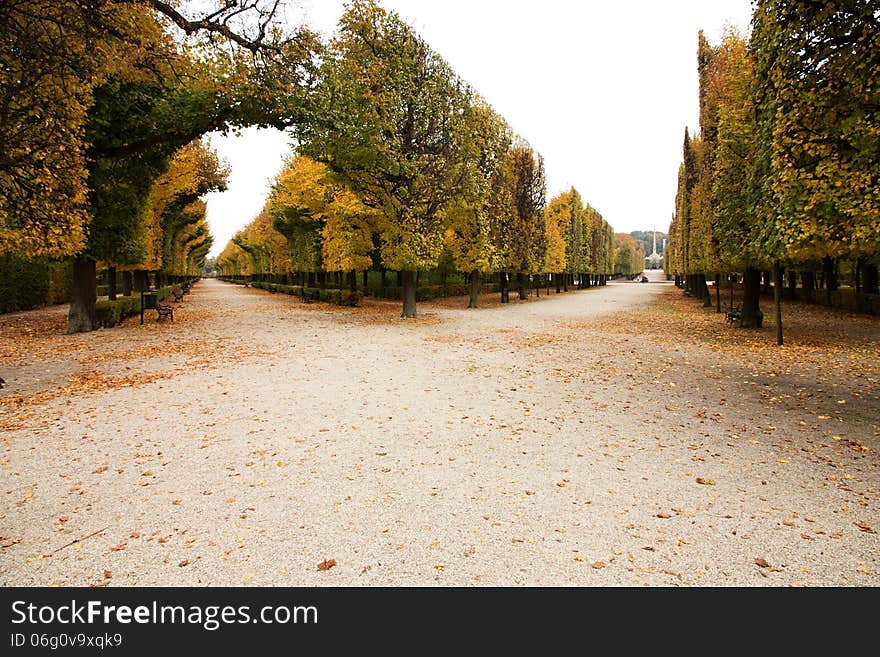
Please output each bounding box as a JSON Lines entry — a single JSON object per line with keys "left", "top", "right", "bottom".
{"left": 645, "top": 230, "right": 663, "bottom": 270}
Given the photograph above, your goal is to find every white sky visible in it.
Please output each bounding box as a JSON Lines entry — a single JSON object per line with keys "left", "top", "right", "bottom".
{"left": 206, "top": 0, "right": 753, "bottom": 256}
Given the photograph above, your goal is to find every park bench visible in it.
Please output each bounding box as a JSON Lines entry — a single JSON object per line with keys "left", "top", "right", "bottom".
{"left": 182, "top": 282, "right": 190, "bottom": 294}
{"left": 302, "top": 289, "right": 317, "bottom": 303}
{"left": 172, "top": 289, "right": 185, "bottom": 302}
{"left": 156, "top": 303, "right": 174, "bottom": 323}
{"left": 725, "top": 305, "right": 742, "bottom": 324}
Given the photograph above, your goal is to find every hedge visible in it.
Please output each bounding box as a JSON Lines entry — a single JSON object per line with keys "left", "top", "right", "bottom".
{"left": 95, "top": 285, "right": 180, "bottom": 328}
{"left": 249, "top": 282, "right": 364, "bottom": 307}
{"left": 0, "top": 254, "right": 72, "bottom": 313}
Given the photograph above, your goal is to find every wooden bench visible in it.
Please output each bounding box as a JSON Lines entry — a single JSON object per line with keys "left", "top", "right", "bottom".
{"left": 725, "top": 305, "right": 742, "bottom": 324}
{"left": 302, "top": 290, "right": 317, "bottom": 303}
{"left": 156, "top": 303, "right": 174, "bottom": 323}
{"left": 172, "top": 289, "right": 184, "bottom": 302}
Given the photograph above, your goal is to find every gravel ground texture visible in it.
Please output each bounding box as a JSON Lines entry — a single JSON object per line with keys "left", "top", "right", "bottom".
{"left": 1, "top": 276, "right": 878, "bottom": 587}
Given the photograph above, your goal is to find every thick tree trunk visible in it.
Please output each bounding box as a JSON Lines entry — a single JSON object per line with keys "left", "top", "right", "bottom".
{"left": 500, "top": 273, "right": 510, "bottom": 304}
{"left": 822, "top": 256, "right": 837, "bottom": 306}
{"left": 517, "top": 272, "right": 527, "bottom": 300}
{"left": 740, "top": 268, "right": 763, "bottom": 328}
{"left": 107, "top": 266, "right": 117, "bottom": 301}
{"left": 133, "top": 269, "right": 148, "bottom": 292}
{"left": 699, "top": 274, "right": 712, "bottom": 307}
{"left": 864, "top": 263, "right": 879, "bottom": 295}
{"left": 787, "top": 270, "right": 797, "bottom": 300}
{"left": 773, "top": 264, "right": 784, "bottom": 346}
{"left": 401, "top": 270, "right": 417, "bottom": 318}
{"left": 66, "top": 257, "right": 97, "bottom": 335}
{"left": 122, "top": 270, "right": 132, "bottom": 297}
{"left": 468, "top": 270, "right": 480, "bottom": 309}
{"left": 347, "top": 270, "right": 357, "bottom": 292}
{"left": 715, "top": 274, "right": 721, "bottom": 313}
{"left": 801, "top": 271, "right": 815, "bottom": 303}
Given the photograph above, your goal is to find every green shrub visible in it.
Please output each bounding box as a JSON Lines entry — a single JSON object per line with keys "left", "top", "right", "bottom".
{"left": 340, "top": 290, "right": 364, "bottom": 307}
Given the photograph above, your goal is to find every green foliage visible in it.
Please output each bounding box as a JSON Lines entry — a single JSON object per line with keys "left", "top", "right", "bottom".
{"left": 296, "top": 0, "right": 472, "bottom": 272}
{"left": 0, "top": 254, "right": 71, "bottom": 312}
{"left": 94, "top": 284, "right": 179, "bottom": 327}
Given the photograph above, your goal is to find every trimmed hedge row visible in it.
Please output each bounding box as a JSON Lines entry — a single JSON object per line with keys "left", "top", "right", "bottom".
{"left": 95, "top": 285, "right": 180, "bottom": 328}
{"left": 0, "top": 254, "right": 72, "bottom": 313}
{"left": 250, "top": 282, "right": 364, "bottom": 307}
{"left": 236, "top": 278, "right": 500, "bottom": 303}
{"left": 371, "top": 283, "right": 500, "bottom": 301}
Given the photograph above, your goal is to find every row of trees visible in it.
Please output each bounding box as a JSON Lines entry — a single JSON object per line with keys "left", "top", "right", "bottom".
{"left": 667, "top": 1, "right": 879, "bottom": 343}
{"left": 217, "top": 1, "right": 621, "bottom": 316}
{"left": 1, "top": 1, "right": 317, "bottom": 332}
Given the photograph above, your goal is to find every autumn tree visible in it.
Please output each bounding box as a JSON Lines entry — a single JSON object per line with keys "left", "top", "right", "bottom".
{"left": 753, "top": 0, "right": 880, "bottom": 300}
{"left": 444, "top": 102, "right": 512, "bottom": 308}
{"left": 504, "top": 140, "right": 547, "bottom": 300}
{"left": 295, "top": 0, "right": 472, "bottom": 318}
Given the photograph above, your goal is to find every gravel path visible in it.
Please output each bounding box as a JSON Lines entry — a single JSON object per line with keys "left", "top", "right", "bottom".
{"left": 1, "top": 278, "right": 877, "bottom": 586}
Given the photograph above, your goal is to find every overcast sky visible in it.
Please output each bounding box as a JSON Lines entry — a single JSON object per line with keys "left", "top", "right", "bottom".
{"left": 206, "top": 0, "right": 753, "bottom": 256}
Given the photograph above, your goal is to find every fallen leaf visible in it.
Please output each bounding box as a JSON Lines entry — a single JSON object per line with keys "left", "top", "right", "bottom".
{"left": 754, "top": 557, "right": 771, "bottom": 568}
{"left": 103, "top": 570, "right": 112, "bottom": 579}
{"left": 317, "top": 558, "right": 336, "bottom": 571}
{"left": 656, "top": 512, "right": 672, "bottom": 519}
{"left": 695, "top": 477, "right": 716, "bottom": 485}
{"left": 178, "top": 559, "right": 190, "bottom": 567}
{"left": 854, "top": 521, "right": 875, "bottom": 534}
{"left": 109, "top": 543, "right": 127, "bottom": 552}
{"left": 591, "top": 561, "right": 606, "bottom": 569}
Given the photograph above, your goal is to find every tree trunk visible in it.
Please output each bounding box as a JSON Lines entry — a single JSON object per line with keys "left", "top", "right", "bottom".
{"left": 133, "top": 269, "right": 148, "bottom": 292}
{"left": 854, "top": 257, "right": 863, "bottom": 294}
{"left": 556, "top": 274, "right": 562, "bottom": 294}
{"left": 801, "top": 271, "right": 815, "bottom": 303}
{"left": 362, "top": 270, "right": 368, "bottom": 289}
{"left": 318, "top": 271, "right": 326, "bottom": 289}
{"left": 345, "top": 270, "right": 356, "bottom": 292}
{"left": 517, "top": 272, "right": 527, "bottom": 300}
{"left": 307, "top": 271, "right": 316, "bottom": 288}
{"left": 864, "top": 263, "right": 879, "bottom": 295}
{"left": 501, "top": 272, "right": 510, "bottom": 304}
{"left": 107, "top": 266, "right": 117, "bottom": 301}
{"left": 122, "top": 270, "right": 132, "bottom": 297}
{"left": 740, "top": 267, "right": 763, "bottom": 328}
{"left": 535, "top": 275, "right": 540, "bottom": 297}
{"left": 396, "top": 270, "right": 403, "bottom": 286}
{"left": 822, "top": 256, "right": 837, "bottom": 306}
{"left": 699, "top": 274, "right": 712, "bottom": 307}
{"left": 773, "top": 264, "right": 784, "bottom": 346}
{"left": 468, "top": 270, "right": 480, "bottom": 309}
{"left": 401, "top": 270, "right": 417, "bottom": 318}
{"left": 715, "top": 274, "right": 721, "bottom": 313}
{"left": 787, "top": 270, "right": 797, "bottom": 300}
{"left": 729, "top": 273, "right": 734, "bottom": 310}
{"left": 66, "top": 257, "right": 97, "bottom": 335}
